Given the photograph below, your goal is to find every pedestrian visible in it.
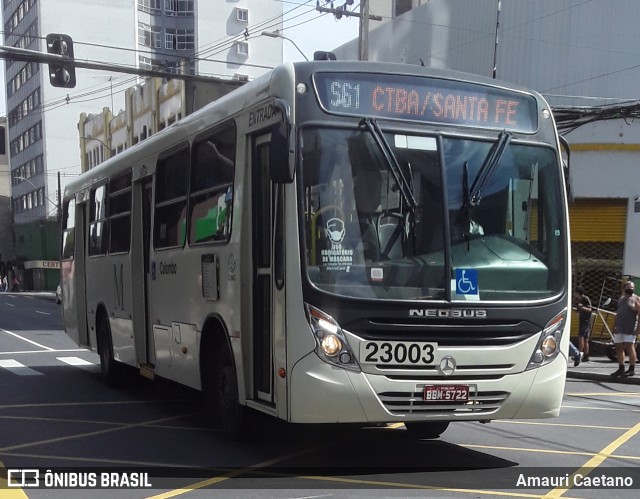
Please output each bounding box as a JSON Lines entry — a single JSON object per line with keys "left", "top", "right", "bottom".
{"left": 574, "top": 286, "right": 592, "bottom": 361}
{"left": 568, "top": 341, "right": 582, "bottom": 367}
{"left": 611, "top": 281, "right": 640, "bottom": 377}
{"left": 2, "top": 276, "right": 7, "bottom": 292}
{"left": 11, "top": 275, "right": 19, "bottom": 292}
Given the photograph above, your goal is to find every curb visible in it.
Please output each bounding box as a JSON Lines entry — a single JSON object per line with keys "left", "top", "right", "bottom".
{"left": 566, "top": 370, "right": 640, "bottom": 385}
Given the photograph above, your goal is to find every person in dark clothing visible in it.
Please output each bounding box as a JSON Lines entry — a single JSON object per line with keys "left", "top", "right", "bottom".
{"left": 574, "top": 286, "right": 592, "bottom": 361}
{"left": 611, "top": 281, "right": 640, "bottom": 377}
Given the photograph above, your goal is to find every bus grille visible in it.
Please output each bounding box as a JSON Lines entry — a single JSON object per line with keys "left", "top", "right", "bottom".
{"left": 378, "top": 388, "right": 509, "bottom": 416}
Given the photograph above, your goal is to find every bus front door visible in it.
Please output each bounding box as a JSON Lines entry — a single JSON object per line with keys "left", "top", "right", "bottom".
{"left": 251, "top": 135, "right": 280, "bottom": 405}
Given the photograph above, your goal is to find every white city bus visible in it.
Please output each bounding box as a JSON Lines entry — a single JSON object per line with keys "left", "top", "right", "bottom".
{"left": 61, "top": 61, "right": 570, "bottom": 439}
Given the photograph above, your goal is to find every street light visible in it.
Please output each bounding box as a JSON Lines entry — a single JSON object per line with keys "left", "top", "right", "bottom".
{"left": 261, "top": 30, "right": 309, "bottom": 61}
{"left": 80, "top": 136, "right": 111, "bottom": 169}
{"left": 80, "top": 136, "right": 110, "bottom": 148}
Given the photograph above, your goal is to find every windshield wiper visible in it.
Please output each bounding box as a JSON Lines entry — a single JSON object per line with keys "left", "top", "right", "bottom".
{"left": 469, "top": 131, "right": 512, "bottom": 207}
{"left": 359, "top": 117, "right": 417, "bottom": 210}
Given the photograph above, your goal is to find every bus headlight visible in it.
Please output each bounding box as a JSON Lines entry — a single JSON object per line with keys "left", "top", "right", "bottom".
{"left": 305, "top": 304, "right": 361, "bottom": 372}
{"left": 527, "top": 309, "right": 567, "bottom": 370}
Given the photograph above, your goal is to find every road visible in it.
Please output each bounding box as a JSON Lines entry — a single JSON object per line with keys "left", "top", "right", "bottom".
{"left": 1, "top": 293, "right": 639, "bottom": 498}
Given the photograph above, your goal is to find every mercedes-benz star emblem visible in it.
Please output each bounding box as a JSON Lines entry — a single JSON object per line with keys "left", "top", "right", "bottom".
{"left": 438, "top": 356, "right": 457, "bottom": 376}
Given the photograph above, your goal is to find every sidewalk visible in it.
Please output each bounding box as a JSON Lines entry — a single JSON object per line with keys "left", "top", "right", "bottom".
{"left": 567, "top": 355, "right": 640, "bottom": 385}
{"left": 6, "top": 290, "right": 57, "bottom": 301}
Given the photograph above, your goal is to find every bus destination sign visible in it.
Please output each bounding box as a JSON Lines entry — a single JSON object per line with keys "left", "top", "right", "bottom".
{"left": 314, "top": 72, "right": 538, "bottom": 133}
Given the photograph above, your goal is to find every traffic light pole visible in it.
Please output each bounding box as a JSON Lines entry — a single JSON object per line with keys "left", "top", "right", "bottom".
{"left": 0, "top": 45, "right": 222, "bottom": 84}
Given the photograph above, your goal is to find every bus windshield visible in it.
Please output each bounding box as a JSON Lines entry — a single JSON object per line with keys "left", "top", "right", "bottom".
{"left": 302, "top": 126, "right": 565, "bottom": 302}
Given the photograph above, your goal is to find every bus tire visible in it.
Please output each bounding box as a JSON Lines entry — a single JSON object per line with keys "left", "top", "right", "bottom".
{"left": 211, "top": 344, "right": 253, "bottom": 440}
{"left": 404, "top": 421, "right": 450, "bottom": 439}
{"left": 97, "top": 316, "right": 122, "bottom": 387}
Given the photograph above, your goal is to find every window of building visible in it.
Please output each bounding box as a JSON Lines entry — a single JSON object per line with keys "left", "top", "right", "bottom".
{"left": 154, "top": 147, "right": 189, "bottom": 249}
{"left": 236, "top": 41, "right": 249, "bottom": 56}
{"left": 165, "top": 30, "right": 176, "bottom": 50}
{"left": 236, "top": 7, "right": 248, "bottom": 22}
{"left": 139, "top": 55, "right": 153, "bottom": 69}
{"left": 177, "top": 0, "right": 193, "bottom": 16}
{"left": 165, "top": 0, "right": 176, "bottom": 16}
{"left": 176, "top": 29, "right": 194, "bottom": 50}
{"left": 138, "top": 22, "right": 161, "bottom": 48}
{"left": 394, "top": 0, "right": 413, "bottom": 17}
{"left": 138, "top": 0, "right": 161, "bottom": 13}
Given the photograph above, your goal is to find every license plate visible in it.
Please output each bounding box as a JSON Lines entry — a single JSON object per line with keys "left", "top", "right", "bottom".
{"left": 423, "top": 385, "right": 469, "bottom": 402}
{"left": 360, "top": 341, "right": 437, "bottom": 366}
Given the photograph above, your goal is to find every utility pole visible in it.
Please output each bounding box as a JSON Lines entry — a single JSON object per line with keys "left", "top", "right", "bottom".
{"left": 316, "top": 1, "right": 382, "bottom": 61}
{"left": 358, "top": 0, "right": 370, "bottom": 61}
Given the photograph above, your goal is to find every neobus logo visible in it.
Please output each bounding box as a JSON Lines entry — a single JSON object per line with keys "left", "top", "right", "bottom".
{"left": 409, "top": 309, "right": 487, "bottom": 318}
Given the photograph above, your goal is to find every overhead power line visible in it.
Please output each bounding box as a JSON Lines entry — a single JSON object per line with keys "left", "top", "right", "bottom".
{"left": 553, "top": 100, "right": 640, "bottom": 134}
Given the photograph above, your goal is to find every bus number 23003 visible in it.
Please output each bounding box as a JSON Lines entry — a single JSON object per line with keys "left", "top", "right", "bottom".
{"left": 360, "top": 341, "right": 436, "bottom": 366}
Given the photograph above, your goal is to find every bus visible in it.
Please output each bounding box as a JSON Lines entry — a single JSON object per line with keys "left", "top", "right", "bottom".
{"left": 61, "top": 61, "right": 570, "bottom": 439}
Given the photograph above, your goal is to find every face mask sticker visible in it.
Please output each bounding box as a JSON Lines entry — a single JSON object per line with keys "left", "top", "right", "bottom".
{"left": 321, "top": 218, "right": 353, "bottom": 272}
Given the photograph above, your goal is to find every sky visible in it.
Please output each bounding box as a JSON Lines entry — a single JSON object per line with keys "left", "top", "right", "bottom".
{"left": 281, "top": 1, "right": 360, "bottom": 62}
{"left": 0, "top": 2, "right": 360, "bottom": 116}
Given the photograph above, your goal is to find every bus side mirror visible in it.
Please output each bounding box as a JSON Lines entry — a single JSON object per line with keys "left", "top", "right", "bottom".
{"left": 269, "top": 120, "right": 295, "bottom": 184}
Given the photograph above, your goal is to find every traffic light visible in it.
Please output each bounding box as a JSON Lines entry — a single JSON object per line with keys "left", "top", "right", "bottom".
{"left": 46, "top": 33, "right": 76, "bottom": 88}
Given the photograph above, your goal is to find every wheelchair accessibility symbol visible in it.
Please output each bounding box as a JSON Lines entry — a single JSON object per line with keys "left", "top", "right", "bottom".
{"left": 455, "top": 268, "right": 478, "bottom": 295}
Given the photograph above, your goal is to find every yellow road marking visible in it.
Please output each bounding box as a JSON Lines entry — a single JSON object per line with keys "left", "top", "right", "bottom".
{"left": 462, "top": 444, "right": 595, "bottom": 458}
{"left": 543, "top": 422, "right": 640, "bottom": 498}
{"left": 494, "top": 420, "right": 628, "bottom": 431}
{"left": 145, "top": 445, "right": 333, "bottom": 499}
{"left": 0, "top": 399, "right": 191, "bottom": 410}
{"left": 562, "top": 404, "right": 640, "bottom": 413}
{"left": 462, "top": 443, "right": 640, "bottom": 462}
{"left": 0, "top": 460, "right": 29, "bottom": 498}
{"left": 0, "top": 414, "right": 213, "bottom": 432}
{"left": 566, "top": 392, "right": 640, "bottom": 397}
{"left": 297, "top": 474, "right": 548, "bottom": 498}
{"left": 0, "top": 412, "right": 201, "bottom": 453}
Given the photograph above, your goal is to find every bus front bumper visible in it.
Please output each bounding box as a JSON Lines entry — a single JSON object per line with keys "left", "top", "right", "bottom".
{"left": 289, "top": 352, "right": 566, "bottom": 424}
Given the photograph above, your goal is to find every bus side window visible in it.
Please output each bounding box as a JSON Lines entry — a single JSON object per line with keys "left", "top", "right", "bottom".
{"left": 108, "top": 171, "right": 132, "bottom": 253}
{"left": 189, "top": 126, "right": 236, "bottom": 244}
{"left": 155, "top": 147, "right": 189, "bottom": 249}
{"left": 89, "top": 185, "right": 108, "bottom": 256}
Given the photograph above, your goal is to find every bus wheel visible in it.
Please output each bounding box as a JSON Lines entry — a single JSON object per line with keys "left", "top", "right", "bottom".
{"left": 97, "top": 317, "right": 121, "bottom": 387}
{"left": 404, "top": 421, "right": 450, "bottom": 439}
{"left": 213, "top": 346, "right": 251, "bottom": 439}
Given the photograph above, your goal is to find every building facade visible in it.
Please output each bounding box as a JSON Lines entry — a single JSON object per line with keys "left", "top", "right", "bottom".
{"left": 78, "top": 77, "right": 243, "bottom": 173}
{"left": 0, "top": 116, "right": 15, "bottom": 280}
{"left": 1, "top": 0, "right": 283, "bottom": 289}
